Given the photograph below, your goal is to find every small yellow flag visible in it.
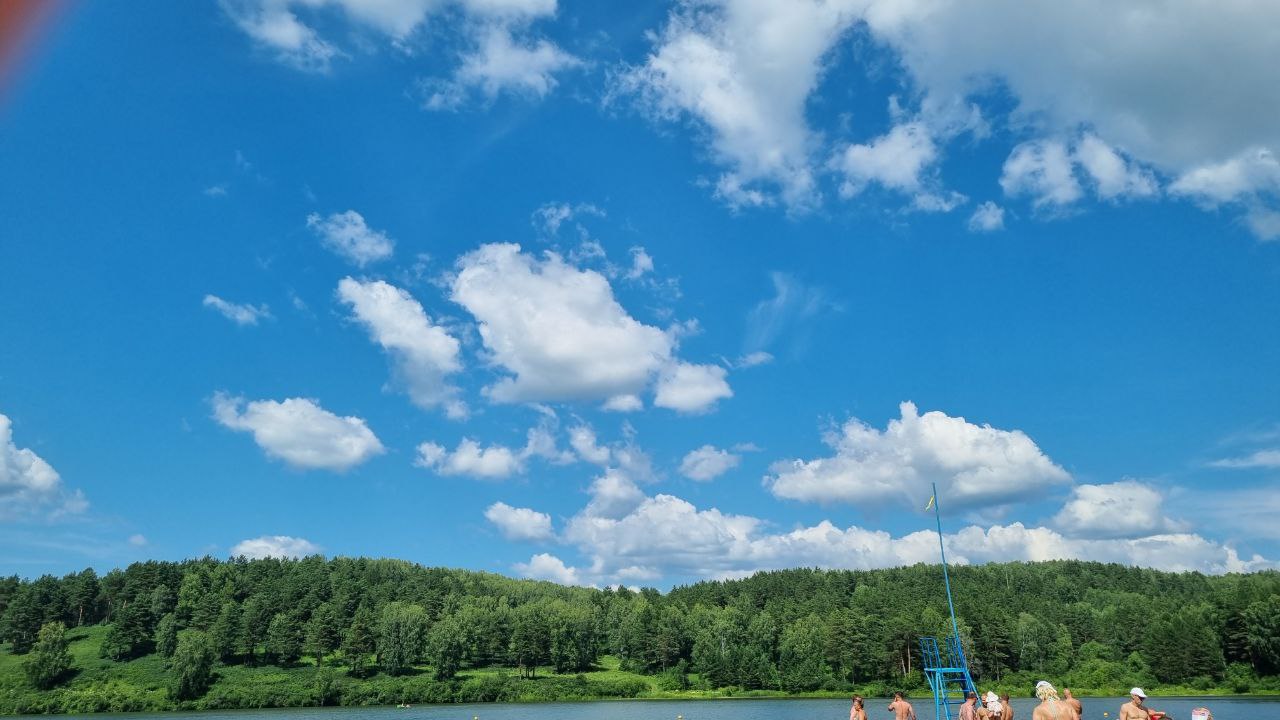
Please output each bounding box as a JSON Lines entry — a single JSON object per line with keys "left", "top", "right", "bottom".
{"left": 924, "top": 495, "right": 935, "bottom": 511}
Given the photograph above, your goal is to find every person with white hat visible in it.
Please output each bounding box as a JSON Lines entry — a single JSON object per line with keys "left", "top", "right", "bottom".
{"left": 1119, "top": 687, "right": 1157, "bottom": 720}
{"left": 1032, "top": 680, "right": 1079, "bottom": 720}
{"left": 984, "top": 690, "right": 1004, "bottom": 720}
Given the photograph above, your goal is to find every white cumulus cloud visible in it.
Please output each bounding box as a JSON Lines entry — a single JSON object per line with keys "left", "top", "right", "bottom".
{"left": 423, "top": 25, "right": 581, "bottom": 111}
{"left": 485, "top": 502, "right": 554, "bottom": 541}
{"left": 231, "top": 535, "right": 321, "bottom": 559}
{"left": 766, "top": 401, "right": 1070, "bottom": 510}
{"left": 831, "top": 120, "right": 962, "bottom": 211}
{"left": 551, "top": 485, "right": 1270, "bottom": 585}
{"left": 615, "top": 0, "right": 865, "bottom": 209}
{"left": 968, "top": 201, "right": 1005, "bottom": 232}
{"left": 654, "top": 362, "right": 732, "bottom": 414}
{"left": 416, "top": 439, "right": 523, "bottom": 479}
{"left": 211, "top": 393, "right": 385, "bottom": 471}
{"left": 450, "top": 243, "right": 728, "bottom": 411}
{"left": 1000, "top": 139, "right": 1082, "bottom": 209}
{"left": 0, "top": 413, "right": 87, "bottom": 519}
{"left": 514, "top": 552, "right": 585, "bottom": 586}
{"left": 679, "top": 444, "right": 740, "bottom": 481}
{"left": 308, "top": 210, "right": 395, "bottom": 267}
{"left": 1052, "top": 480, "right": 1184, "bottom": 539}
{"left": 337, "top": 277, "right": 465, "bottom": 418}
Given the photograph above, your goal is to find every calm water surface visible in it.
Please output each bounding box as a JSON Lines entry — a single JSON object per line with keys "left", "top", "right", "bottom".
{"left": 87, "top": 698, "right": 1280, "bottom": 720}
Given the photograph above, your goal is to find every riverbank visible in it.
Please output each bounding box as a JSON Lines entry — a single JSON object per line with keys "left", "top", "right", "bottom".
{"left": 3, "top": 626, "right": 1278, "bottom": 715}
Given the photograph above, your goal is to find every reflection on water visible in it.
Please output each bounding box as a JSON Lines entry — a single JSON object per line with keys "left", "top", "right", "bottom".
{"left": 89, "top": 697, "right": 1278, "bottom": 720}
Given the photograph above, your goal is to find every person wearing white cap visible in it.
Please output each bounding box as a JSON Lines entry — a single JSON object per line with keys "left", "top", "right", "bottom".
{"left": 1032, "top": 680, "right": 1079, "bottom": 720}
{"left": 1120, "top": 687, "right": 1157, "bottom": 720}
{"left": 984, "top": 691, "right": 1004, "bottom": 720}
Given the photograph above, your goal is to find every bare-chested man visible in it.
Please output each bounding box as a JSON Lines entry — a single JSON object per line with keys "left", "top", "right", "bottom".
{"left": 960, "top": 692, "right": 979, "bottom": 720}
{"left": 889, "top": 692, "right": 917, "bottom": 720}
{"left": 1120, "top": 687, "right": 1156, "bottom": 720}
{"left": 1062, "top": 688, "right": 1083, "bottom": 719}
{"left": 1000, "top": 693, "right": 1014, "bottom": 720}
{"left": 1032, "top": 681, "right": 1078, "bottom": 720}
{"left": 850, "top": 695, "right": 867, "bottom": 720}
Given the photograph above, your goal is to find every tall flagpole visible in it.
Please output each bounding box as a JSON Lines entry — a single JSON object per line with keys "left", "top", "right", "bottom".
{"left": 932, "top": 481, "right": 962, "bottom": 645}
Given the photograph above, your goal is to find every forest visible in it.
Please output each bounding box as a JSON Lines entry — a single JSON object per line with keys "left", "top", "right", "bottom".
{"left": 2, "top": 557, "right": 1279, "bottom": 713}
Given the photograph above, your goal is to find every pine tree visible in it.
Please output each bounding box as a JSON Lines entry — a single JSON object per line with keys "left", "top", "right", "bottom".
{"left": 266, "top": 613, "right": 304, "bottom": 666}
{"left": 340, "top": 604, "right": 376, "bottom": 678}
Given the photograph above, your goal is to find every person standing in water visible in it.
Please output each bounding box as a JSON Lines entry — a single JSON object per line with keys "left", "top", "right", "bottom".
{"left": 1001, "top": 693, "right": 1015, "bottom": 720}
{"left": 889, "top": 692, "right": 917, "bottom": 720}
{"left": 1062, "top": 689, "right": 1082, "bottom": 719}
{"left": 850, "top": 695, "right": 867, "bottom": 720}
{"left": 960, "top": 692, "right": 979, "bottom": 720}
{"left": 1120, "top": 687, "right": 1158, "bottom": 720}
{"left": 1032, "top": 680, "right": 1079, "bottom": 720}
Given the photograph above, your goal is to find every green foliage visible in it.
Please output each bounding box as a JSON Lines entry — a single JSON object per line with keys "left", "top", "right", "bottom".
{"left": 425, "top": 614, "right": 466, "bottom": 680}
{"left": 305, "top": 602, "right": 341, "bottom": 665}
{"left": 267, "top": 613, "right": 303, "bottom": 666}
{"left": 154, "top": 613, "right": 178, "bottom": 658}
{"left": 209, "top": 601, "right": 240, "bottom": 662}
{"left": 1, "top": 583, "right": 45, "bottom": 653}
{"left": 1245, "top": 595, "right": 1280, "bottom": 673}
{"left": 2, "top": 556, "right": 1279, "bottom": 713}
{"left": 341, "top": 604, "right": 376, "bottom": 678}
{"left": 376, "top": 602, "right": 427, "bottom": 676}
{"left": 100, "top": 602, "right": 151, "bottom": 661}
{"left": 168, "top": 630, "right": 215, "bottom": 701}
{"left": 24, "top": 621, "right": 73, "bottom": 689}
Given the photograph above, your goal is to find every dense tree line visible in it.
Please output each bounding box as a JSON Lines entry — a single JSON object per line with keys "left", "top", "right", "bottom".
{"left": 2, "top": 558, "right": 1279, "bottom": 703}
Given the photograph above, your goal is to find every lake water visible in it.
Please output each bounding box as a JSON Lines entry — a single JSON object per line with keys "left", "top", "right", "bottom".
{"left": 87, "top": 697, "right": 1279, "bottom": 720}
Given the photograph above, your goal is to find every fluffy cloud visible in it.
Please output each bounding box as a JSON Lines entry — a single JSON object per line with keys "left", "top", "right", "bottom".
{"left": 337, "top": 277, "right": 465, "bottom": 418}
{"left": 679, "top": 444, "right": 740, "bottom": 481}
{"left": 1000, "top": 139, "right": 1082, "bottom": 209}
{"left": 545, "top": 484, "right": 1270, "bottom": 585}
{"left": 416, "top": 439, "right": 523, "bottom": 479}
{"left": 583, "top": 469, "right": 647, "bottom": 520}
{"left": 224, "top": 0, "right": 577, "bottom": 108}
{"left": 211, "top": 393, "right": 385, "bottom": 471}
{"left": 766, "top": 401, "right": 1070, "bottom": 509}
{"left": 968, "top": 201, "right": 1005, "bottom": 232}
{"left": 653, "top": 362, "right": 732, "bottom": 414}
{"left": 220, "top": 0, "right": 340, "bottom": 72}
{"left": 423, "top": 26, "right": 581, "bottom": 110}
{"left": 485, "top": 502, "right": 554, "bottom": 541}
{"left": 450, "top": 243, "right": 729, "bottom": 412}
{"left": 203, "top": 295, "right": 271, "bottom": 326}
{"left": 307, "top": 211, "right": 395, "bottom": 267}
{"left": 619, "top": 1, "right": 1280, "bottom": 233}
{"left": 231, "top": 535, "right": 321, "bottom": 559}
{"left": 1074, "top": 134, "right": 1158, "bottom": 200}
{"left": 1001, "top": 135, "right": 1157, "bottom": 209}
{"left": 1052, "top": 481, "right": 1183, "bottom": 539}
{"left": 831, "top": 120, "right": 962, "bottom": 211}
{"left": 858, "top": 0, "right": 1280, "bottom": 234}
{"left": 615, "top": 0, "right": 863, "bottom": 209}
{"left": 0, "top": 413, "right": 87, "bottom": 519}
{"left": 416, "top": 415, "right": 574, "bottom": 479}
{"left": 514, "top": 552, "right": 585, "bottom": 585}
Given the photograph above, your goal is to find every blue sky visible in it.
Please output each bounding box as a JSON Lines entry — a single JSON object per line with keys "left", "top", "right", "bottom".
{"left": 2, "top": 0, "right": 1279, "bottom": 587}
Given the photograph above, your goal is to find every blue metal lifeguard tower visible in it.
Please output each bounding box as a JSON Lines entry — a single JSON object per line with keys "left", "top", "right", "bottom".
{"left": 917, "top": 482, "right": 978, "bottom": 720}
